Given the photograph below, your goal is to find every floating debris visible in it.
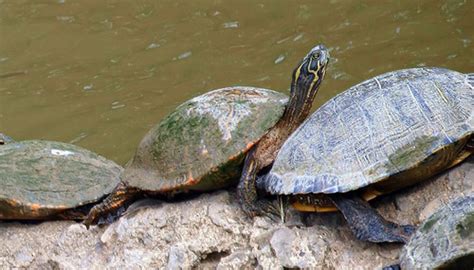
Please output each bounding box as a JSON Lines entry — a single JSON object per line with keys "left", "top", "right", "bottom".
{"left": 146, "top": 43, "right": 160, "bottom": 50}
{"left": 276, "top": 37, "right": 290, "bottom": 44}
{"left": 332, "top": 71, "right": 352, "bottom": 80}
{"left": 83, "top": 84, "right": 93, "bottom": 91}
{"left": 293, "top": 33, "right": 304, "bottom": 41}
{"left": 274, "top": 54, "right": 286, "bottom": 64}
{"left": 0, "top": 70, "right": 27, "bottom": 79}
{"left": 223, "top": 21, "right": 239, "bottom": 28}
{"left": 100, "top": 19, "right": 113, "bottom": 30}
{"left": 111, "top": 101, "right": 126, "bottom": 110}
{"left": 460, "top": 38, "right": 471, "bottom": 48}
{"left": 177, "top": 51, "right": 192, "bottom": 60}
{"left": 69, "top": 132, "right": 88, "bottom": 144}
{"left": 56, "top": 16, "right": 75, "bottom": 23}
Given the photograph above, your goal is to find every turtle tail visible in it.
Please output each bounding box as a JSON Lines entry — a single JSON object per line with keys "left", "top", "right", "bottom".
{"left": 83, "top": 182, "right": 139, "bottom": 228}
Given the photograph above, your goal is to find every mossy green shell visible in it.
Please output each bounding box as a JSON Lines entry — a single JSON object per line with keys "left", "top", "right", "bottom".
{"left": 0, "top": 140, "right": 123, "bottom": 219}
{"left": 123, "top": 87, "right": 288, "bottom": 191}
{"left": 400, "top": 195, "right": 474, "bottom": 269}
{"left": 262, "top": 68, "right": 473, "bottom": 195}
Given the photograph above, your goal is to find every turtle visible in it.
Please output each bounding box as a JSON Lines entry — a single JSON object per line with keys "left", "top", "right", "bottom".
{"left": 399, "top": 194, "right": 474, "bottom": 269}
{"left": 0, "top": 140, "right": 123, "bottom": 220}
{"left": 83, "top": 44, "right": 330, "bottom": 227}
{"left": 0, "top": 133, "right": 14, "bottom": 145}
{"left": 250, "top": 67, "right": 474, "bottom": 243}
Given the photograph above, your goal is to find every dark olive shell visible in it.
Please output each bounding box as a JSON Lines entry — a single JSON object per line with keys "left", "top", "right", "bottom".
{"left": 124, "top": 87, "right": 288, "bottom": 192}
{"left": 0, "top": 140, "right": 122, "bottom": 219}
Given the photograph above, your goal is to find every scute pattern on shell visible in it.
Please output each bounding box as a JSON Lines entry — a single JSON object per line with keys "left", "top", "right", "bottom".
{"left": 124, "top": 87, "right": 288, "bottom": 191}
{"left": 0, "top": 140, "right": 123, "bottom": 218}
{"left": 400, "top": 194, "right": 474, "bottom": 269}
{"left": 261, "top": 68, "right": 473, "bottom": 195}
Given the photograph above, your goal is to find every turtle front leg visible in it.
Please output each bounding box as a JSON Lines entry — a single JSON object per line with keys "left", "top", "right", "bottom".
{"left": 329, "top": 192, "right": 415, "bottom": 243}
{"left": 237, "top": 147, "right": 280, "bottom": 221}
{"left": 83, "top": 182, "right": 138, "bottom": 228}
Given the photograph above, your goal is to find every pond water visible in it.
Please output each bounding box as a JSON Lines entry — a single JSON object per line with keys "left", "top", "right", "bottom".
{"left": 1, "top": 0, "right": 473, "bottom": 164}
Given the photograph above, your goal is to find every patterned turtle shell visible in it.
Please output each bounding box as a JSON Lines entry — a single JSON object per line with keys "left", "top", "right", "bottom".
{"left": 400, "top": 194, "right": 474, "bottom": 269}
{"left": 260, "top": 68, "right": 473, "bottom": 200}
{"left": 0, "top": 140, "right": 122, "bottom": 219}
{"left": 123, "top": 86, "right": 288, "bottom": 192}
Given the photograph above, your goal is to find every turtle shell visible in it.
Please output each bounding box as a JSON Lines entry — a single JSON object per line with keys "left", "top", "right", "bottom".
{"left": 261, "top": 68, "right": 473, "bottom": 198}
{"left": 123, "top": 86, "right": 288, "bottom": 192}
{"left": 400, "top": 194, "right": 474, "bottom": 269}
{"left": 0, "top": 140, "right": 122, "bottom": 219}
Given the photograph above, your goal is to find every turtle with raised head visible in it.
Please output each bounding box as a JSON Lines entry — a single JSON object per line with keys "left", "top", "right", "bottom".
{"left": 246, "top": 67, "right": 473, "bottom": 243}
{"left": 84, "top": 44, "right": 330, "bottom": 227}
{"left": 0, "top": 140, "right": 122, "bottom": 220}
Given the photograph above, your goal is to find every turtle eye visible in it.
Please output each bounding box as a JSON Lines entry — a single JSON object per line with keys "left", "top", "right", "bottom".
{"left": 313, "top": 52, "right": 321, "bottom": 59}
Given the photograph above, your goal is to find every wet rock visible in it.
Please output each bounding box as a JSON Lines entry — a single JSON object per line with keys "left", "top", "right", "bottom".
{"left": 0, "top": 158, "right": 472, "bottom": 269}
{"left": 0, "top": 133, "right": 14, "bottom": 144}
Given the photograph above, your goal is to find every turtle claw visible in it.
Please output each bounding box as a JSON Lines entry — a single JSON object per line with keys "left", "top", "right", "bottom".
{"left": 83, "top": 206, "right": 100, "bottom": 229}
{"left": 242, "top": 199, "right": 283, "bottom": 223}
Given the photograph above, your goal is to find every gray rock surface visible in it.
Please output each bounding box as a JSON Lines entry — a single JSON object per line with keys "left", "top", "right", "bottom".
{"left": 0, "top": 158, "right": 472, "bottom": 269}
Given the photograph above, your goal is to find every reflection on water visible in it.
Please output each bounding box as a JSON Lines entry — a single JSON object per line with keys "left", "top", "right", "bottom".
{"left": 0, "top": 0, "right": 473, "bottom": 164}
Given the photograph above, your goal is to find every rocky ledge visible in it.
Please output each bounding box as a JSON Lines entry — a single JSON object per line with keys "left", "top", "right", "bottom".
{"left": 0, "top": 158, "right": 472, "bottom": 269}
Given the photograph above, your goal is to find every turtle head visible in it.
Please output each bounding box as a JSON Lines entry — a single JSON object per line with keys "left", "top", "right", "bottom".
{"left": 293, "top": 44, "right": 330, "bottom": 86}
{"left": 284, "top": 44, "right": 330, "bottom": 125}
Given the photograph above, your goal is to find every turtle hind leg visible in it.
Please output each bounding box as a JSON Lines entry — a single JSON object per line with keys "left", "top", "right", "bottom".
{"left": 237, "top": 147, "right": 281, "bottom": 222}
{"left": 83, "top": 182, "right": 139, "bottom": 228}
{"left": 329, "top": 192, "right": 415, "bottom": 243}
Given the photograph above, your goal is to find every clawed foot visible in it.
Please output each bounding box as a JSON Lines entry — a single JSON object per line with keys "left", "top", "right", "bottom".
{"left": 83, "top": 204, "right": 126, "bottom": 229}
{"left": 83, "top": 206, "right": 100, "bottom": 229}
{"left": 355, "top": 220, "right": 416, "bottom": 244}
{"left": 241, "top": 199, "right": 283, "bottom": 223}
{"left": 330, "top": 192, "right": 417, "bottom": 243}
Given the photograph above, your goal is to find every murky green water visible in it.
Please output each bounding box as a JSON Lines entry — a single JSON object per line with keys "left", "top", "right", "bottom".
{"left": 1, "top": 0, "right": 473, "bottom": 164}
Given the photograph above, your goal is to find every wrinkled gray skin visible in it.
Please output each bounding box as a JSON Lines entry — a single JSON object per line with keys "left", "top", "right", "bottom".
{"left": 400, "top": 194, "right": 474, "bottom": 269}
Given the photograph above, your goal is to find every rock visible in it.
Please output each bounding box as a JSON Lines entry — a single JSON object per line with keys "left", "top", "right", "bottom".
{"left": 0, "top": 133, "right": 14, "bottom": 144}
{"left": 400, "top": 194, "right": 474, "bottom": 269}
{"left": 270, "top": 227, "right": 329, "bottom": 269}
{"left": 0, "top": 158, "right": 472, "bottom": 269}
